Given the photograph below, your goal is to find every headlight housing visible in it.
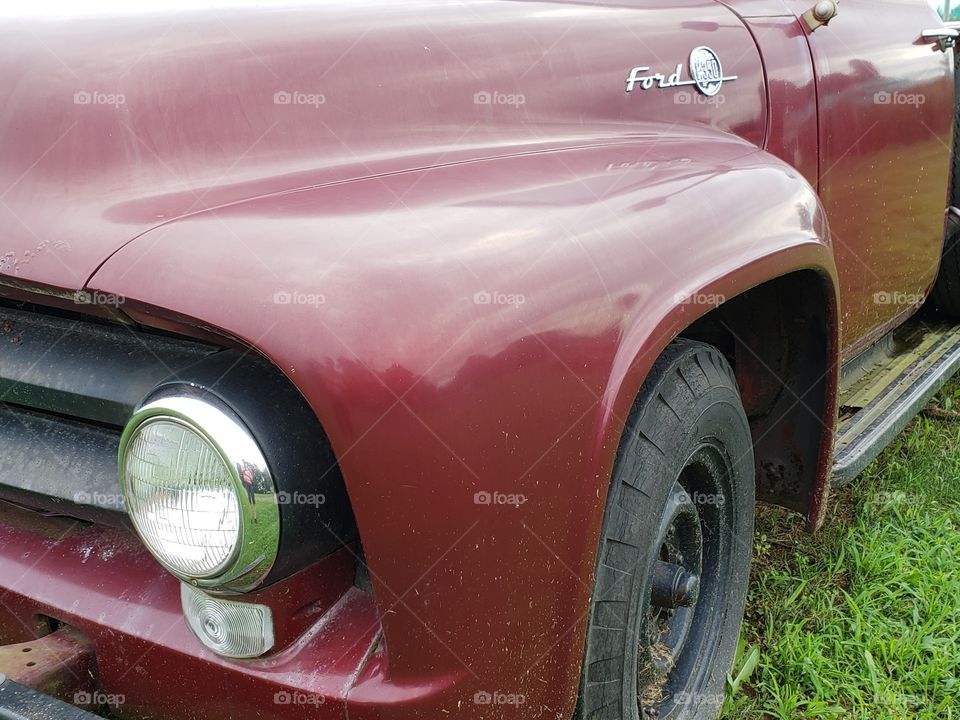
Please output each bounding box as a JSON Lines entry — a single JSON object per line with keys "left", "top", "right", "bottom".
{"left": 119, "top": 392, "right": 280, "bottom": 593}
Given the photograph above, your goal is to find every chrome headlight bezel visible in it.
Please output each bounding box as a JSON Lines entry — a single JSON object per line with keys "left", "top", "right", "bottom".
{"left": 118, "top": 392, "right": 280, "bottom": 594}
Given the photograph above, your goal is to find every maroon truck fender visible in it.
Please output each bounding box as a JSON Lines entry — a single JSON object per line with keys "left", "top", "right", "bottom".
{"left": 85, "top": 126, "right": 840, "bottom": 719}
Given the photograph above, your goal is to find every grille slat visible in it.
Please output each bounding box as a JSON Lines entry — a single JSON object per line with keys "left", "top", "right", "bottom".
{"left": 0, "top": 305, "right": 216, "bottom": 427}
{"left": 0, "top": 404, "right": 123, "bottom": 521}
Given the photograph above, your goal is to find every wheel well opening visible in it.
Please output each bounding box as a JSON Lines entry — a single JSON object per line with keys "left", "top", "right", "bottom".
{"left": 678, "top": 270, "right": 834, "bottom": 519}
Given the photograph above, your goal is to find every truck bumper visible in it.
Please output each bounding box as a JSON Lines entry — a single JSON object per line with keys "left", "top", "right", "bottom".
{"left": 0, "top": 503, "right": 380, "bottom": 720}
{"left": 0, "top": 676, "right": 101, "bottom": 720}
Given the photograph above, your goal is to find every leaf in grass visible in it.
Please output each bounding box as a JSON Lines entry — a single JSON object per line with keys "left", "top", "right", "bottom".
{"left": 864, "top": 649, "right": 882, "bottom": 699}
{"left": 728, "top": 645, "right": 761, "bottom": 697}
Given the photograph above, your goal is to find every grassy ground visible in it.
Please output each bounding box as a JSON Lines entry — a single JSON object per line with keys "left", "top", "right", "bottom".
{"left": 720, "top": 380, "right": 960, "bottom": 719}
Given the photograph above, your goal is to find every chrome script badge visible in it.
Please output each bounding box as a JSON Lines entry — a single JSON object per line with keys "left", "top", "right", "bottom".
{"left": 625, "top": 46, "right": 737, "bottom": 97}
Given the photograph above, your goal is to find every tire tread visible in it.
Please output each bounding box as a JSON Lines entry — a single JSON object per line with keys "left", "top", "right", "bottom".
{"left": 575, "top": 339, "right": 753, "bottom": 720}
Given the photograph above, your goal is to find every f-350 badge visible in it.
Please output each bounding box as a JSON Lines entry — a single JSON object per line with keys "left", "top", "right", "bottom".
{"left": 625, "top": 47, "right": 736, "bottom": 97}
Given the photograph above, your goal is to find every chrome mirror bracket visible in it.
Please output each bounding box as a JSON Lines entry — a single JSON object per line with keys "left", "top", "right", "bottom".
{"left": 922, "top": 28, "right": 959, "bottom": 52}
{"left": 802, "top": 0, "right": 839, "bottom": 33}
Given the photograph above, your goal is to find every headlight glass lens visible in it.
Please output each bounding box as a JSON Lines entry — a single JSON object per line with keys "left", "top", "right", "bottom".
{"left": 123, "top": 419, "right": 241, "bottom": 578}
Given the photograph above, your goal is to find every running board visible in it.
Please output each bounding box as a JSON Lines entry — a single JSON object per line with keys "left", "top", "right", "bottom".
{"left": 832, "top": 321, "right": 960, "bottom": 486}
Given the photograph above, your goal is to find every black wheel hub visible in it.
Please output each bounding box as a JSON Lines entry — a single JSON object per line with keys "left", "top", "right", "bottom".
{"left": 637, "top": 445, "right": 734, "bottom": 717}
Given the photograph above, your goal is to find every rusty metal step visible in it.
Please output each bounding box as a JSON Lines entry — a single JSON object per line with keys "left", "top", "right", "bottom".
{"left": 832, "top": 320, "right": 960, "bottom": 486}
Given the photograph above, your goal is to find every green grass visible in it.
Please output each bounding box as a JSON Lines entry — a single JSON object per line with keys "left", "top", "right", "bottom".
{"left": 720, "top": 380, "right": 960, "bottom": 719}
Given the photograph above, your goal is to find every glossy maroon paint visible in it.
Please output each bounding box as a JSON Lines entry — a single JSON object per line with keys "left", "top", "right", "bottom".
{"left": 744, "top": 16, "right": 819, "bottom": 188}
{"left": 0, "top": 1, "right": 953, "bottom": 719}
{"left": 727, "top": 0, "right": 953, "bottom": 351}
{"left": 0, "top": 0, "right": 765, "bottom": 289}
{"left": 793, "top": 0, "right": 952, "bottom": 351}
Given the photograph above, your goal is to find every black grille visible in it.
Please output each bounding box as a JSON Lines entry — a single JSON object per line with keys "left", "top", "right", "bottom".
{"left": 0, "top": 305, "right": 215, "bottom": 427}
{"left": 0, "top": 303, "right": 218, "bottom": 521}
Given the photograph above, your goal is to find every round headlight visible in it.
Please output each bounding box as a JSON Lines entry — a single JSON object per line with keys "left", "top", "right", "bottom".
{"left": 123, "top": 419, "right": 241, "bottom": 577}
{"left": 118, "top": 393, "right": 280, "bottom": 593}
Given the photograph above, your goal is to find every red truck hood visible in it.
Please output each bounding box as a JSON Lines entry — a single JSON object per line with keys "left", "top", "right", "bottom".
{"left": 0, "top": 0, "right": 764, "bottom": 292}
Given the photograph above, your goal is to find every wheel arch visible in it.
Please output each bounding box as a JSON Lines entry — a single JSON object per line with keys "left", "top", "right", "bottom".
{"left": 589, "top": 247, "right": 840, "bottom": 534}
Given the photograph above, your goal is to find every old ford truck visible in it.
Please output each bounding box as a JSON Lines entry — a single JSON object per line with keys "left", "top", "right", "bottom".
{"left": 0, "top": 1, "right": 957, "bottom": 719}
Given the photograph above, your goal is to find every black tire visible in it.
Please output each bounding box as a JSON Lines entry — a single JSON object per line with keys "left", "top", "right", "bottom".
{"left": 576, "top": 339, "right": 755, "bottom": 720}
{"left": 929, "top": 51, "right": 960, "bottom": 316}
{"left": 930, "top": 216, "right": 960, "bottom": 317}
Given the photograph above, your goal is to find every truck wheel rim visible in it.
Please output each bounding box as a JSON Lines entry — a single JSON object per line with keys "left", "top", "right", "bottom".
{"left": 637, "top": 443, "right": 734, "bottom": 716}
